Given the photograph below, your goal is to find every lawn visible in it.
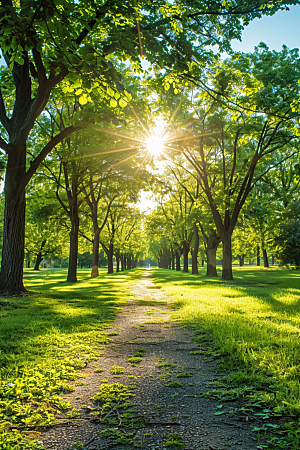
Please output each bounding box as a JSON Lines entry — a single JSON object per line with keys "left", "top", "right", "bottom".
{"left": 0, "top": 268, "right": 142, "bottom": 450}
{"left": 152, "top": 266, "right": 300, "bottom": 449}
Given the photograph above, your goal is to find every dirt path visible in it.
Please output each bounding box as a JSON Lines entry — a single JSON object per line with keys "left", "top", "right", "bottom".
{"left": 41, "top": 269, "right": 259, "bottom": 450}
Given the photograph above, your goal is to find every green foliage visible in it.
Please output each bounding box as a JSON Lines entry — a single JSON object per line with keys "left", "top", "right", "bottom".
{"left": 127, "top": 357, "right": 142, "bottom": 365}
{"left": 176, "top": 372, "right": 193, "bottom": 378}
{"left": 164, "top": 432, "right": 185, "bottom": 448}
{"left": 166, "top": 382, "right": 182, "bottom": 388}
{"left": 110, "top": 366, "right": 125, "bottom": 375}
{"left": 91, "top": 383, "right": 135, "bottom": 407}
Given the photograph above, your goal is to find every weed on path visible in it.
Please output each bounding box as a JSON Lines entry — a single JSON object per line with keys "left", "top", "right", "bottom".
{"left": 41, "top": 269, "right": 260, "bottom": 450}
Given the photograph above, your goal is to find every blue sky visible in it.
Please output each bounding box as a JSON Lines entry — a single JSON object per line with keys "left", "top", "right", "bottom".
{"left": 231, "top": 4, "right": 300, "bottom": 52}
{"left": 1, "top": 5, "right": 300, "bottom": 67}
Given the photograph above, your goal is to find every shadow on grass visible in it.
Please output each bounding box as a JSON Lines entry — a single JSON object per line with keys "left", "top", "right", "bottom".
{"left": 0, "top": 269, "right": 142, "bottom": 369}
{"left": 151, "top": 268, "right": 300, "bottom": 394}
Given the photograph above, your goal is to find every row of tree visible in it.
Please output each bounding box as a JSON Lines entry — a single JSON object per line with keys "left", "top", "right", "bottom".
{"left": 0, "top": 0, "right": 299, "bottom": 293}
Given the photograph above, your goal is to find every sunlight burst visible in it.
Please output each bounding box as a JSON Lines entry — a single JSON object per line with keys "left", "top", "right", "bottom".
{"left": 146, "top": 134, "right": 165, "bottom": 156}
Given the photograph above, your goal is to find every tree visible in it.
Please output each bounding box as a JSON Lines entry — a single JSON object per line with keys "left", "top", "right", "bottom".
{"left": 0, "top": 0, "right": 295, "bottom": 293}
{"left": 168, "top": 46, "right": 300, "bottom": 279}
{"left": 25, "top": 195, "right": 66, "bottom": 270}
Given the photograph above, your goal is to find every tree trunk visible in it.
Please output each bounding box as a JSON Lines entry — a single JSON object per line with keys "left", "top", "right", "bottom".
{"left": 202, "top": 259, "right": 205, "bottom": 267}
{"left": 263, "top": 249, "right": 269, "bottom": 268}
{"left": 175, "top": 249, "right": 181, "bottom": 271}
{"left": 183, "top": 241, "right": 189, "bottom": 273}
{"left": 238, "top": 255, "right": 245, "bottom": 267}
{"left": 222, "top": 234, "right": 233, "bottom": 280}
{"left": 107, "top": 242, "right": 114, "bottom": 274}
{"left": 257, "top": 245, "right": 260, "bottom": 266}
{"left": 206, "top": 231, "right": 220, "bottom": 277}
{"left": 91, "top": 228, "right": 100, "bottom": 277}
{"left": 272, "top": 255, "right": 275, "bottom": 265}
{"left": 192, "top": 222, "right": 199, "bottom": 275}
{"left": 115, "top": 250, "right": 120, "bottom": 272}
{"left": 34, "top": 253, "right": 43, "bottom": 271}
{"left": 27, "top": 260, "right": 30, "bottom": 268}
{"left": 171, "top": 251, "right": 175, "bottom": 270}
{"left": 120, "top": 254, "right": 124, "bottom": 271}
{"left": 67, "top": 216, "right": 79, "bottom": 282}
{"left": 1, "top": 161, "right": 27, "bottom": 294}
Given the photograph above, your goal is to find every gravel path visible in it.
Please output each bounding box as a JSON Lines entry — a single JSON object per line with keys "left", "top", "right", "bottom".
{"left": 41, "top": 269, "right": 260, "bottom": 450}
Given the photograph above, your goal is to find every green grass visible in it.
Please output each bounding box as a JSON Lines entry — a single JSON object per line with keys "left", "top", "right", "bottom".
{"left": 0, "top": 268, "right": 142, "bottom": 449}
{"left": 152, "top": 267, "right": 300, "bottom": 449}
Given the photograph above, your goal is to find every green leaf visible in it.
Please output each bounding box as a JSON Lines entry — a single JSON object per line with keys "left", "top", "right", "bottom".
{"left": 110, "top": 98, "right": 118, "bottom": 108}
{"left": 119, "top": 99, "right": 127, "bottom": 108}
{"left": 79, "top": 96, "right": 88, "bottom": 105}
{"left": 107, "top": 87, "right": 115, "bottom": 97}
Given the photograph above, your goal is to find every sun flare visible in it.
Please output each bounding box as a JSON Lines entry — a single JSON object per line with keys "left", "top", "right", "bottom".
{"left": 146, "top": 134, "right": 165, "bottom": 156}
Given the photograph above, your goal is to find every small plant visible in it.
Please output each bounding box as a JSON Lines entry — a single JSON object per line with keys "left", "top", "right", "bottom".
{"left": 165, "top": 432, "right": 185, "bottom": 448}
{"left": 176, "top": 372, "right": 193, "bottom": 378}
{"left": 166, "top": 381, "right": 182, "bottom": 388}
{"left": 158, "top": 362, "right": 176, "bottom": 368}
{"left": 91, "top": 383, "right": 135, "bottom": 407}
{"left": 110, "top": 366, "right": 125, "bottom": 375}
{"left": 67, "top": 408, "right": 80, "bottom": 418}
{"left": 94, "top": 368, "right": 104, "bottom": 373}
{"left": 71, "top": 442, "right": 84, "bottom": 450}
{"left": 100, "top": 428, "right": 136, "bottom": 446}
{"left": 127, "top": 356, "right": 142, "bottom": 365}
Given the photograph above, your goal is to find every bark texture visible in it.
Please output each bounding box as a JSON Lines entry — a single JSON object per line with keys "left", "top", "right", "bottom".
{"left": 263, "top": 248, "right": 269, "bottom": 268}
{"left": 222, "top": 235, "right": 233, "bottom": 280}
{"left": 182, "top": 241, "right": 189, "bottom": 272}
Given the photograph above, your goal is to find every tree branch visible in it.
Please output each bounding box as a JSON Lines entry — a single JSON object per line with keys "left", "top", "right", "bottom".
{"left": 21, "top": 125, "right": 81, "bottom": 190}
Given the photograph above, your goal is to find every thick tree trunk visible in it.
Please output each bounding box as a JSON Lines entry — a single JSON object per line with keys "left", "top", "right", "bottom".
{"left": 263, "top": 249, "right": 269, "bottom": 268}
{"left": 107, "top": 242, "right": 114, "bottom": 274}
{"left": 222, "top": 234, "right": 233, "bottom": 280}
{"left": 257, "top": 245, "right": 260, "bottom": 266}
{"left": 67, "top": 216, "right": 79, "bottom": 282}
{"left": 1, "top": 157, "right": 27, "bottom": 294}
{"left": 206, "top": 231, "right": 220, "bottom": 277}
{"left": 183, "top": 241, "right": 189, "bottom": 273}
{"left": 34, "top": 253, "right": 43, "bottom": 271}
{"left": 27, "top": 260, "right": 30, "bottom": 268}
{"left": 91, "top": 228, "right": 100, "bottom": 278}
{"left": 192, "top": 222, "right": 199, "bottom": 275}
{"left": 175, "top": 249, "right": 181, "bottom": 271}
{"left": 120, "top": 255, "right": 124, "bottom": 271}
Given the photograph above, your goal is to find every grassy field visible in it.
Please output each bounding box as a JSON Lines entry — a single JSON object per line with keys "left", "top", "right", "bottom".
{"left": 152, "top": 266, "right": 300, "bottom": 449}
{"left": 0, "top": 268, "right": 142, "bottom": 450}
